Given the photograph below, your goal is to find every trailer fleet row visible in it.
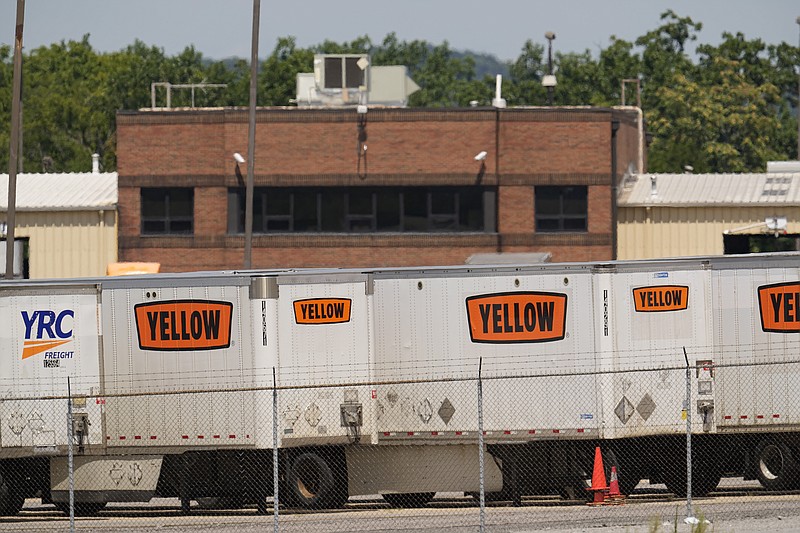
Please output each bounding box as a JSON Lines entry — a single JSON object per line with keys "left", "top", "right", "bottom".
{"left": 0, "top": 253, "right": 799, "bottom": 514}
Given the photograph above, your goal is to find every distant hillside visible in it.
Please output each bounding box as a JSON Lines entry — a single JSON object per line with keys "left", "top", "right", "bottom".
{"left": 451, "top": 50, "right": 510, "bottom": 79}
{"left": 206, "top": 48, "right": 511, "bottom": 80}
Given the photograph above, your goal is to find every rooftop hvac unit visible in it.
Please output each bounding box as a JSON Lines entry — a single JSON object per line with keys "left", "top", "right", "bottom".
{"left": 313, "top": 54, "right": 369, "bottom": 105}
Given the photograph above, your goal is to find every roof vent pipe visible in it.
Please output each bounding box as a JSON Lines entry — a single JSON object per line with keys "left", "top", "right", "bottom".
{"left": 650, "top": 175, "right": 657, "bottom": 197}
{"left": 492, "top": 74, "right": 506, "bottom": 108}
{"left": 92, "top": 153, "right": 100, "bottom": 174}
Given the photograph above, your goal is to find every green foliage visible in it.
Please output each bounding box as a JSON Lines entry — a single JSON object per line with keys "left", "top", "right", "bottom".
{"left": 0, "top": 10, "right": 798, "bottom": 173}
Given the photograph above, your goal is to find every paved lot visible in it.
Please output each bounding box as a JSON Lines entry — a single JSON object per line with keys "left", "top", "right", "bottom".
{"left": 2, "top": 480, "right": 799, "bottom": 533}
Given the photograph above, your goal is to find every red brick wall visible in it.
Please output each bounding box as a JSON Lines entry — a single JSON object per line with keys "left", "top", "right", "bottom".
{"left": 498, "top": 186, "right": 534, "bottom": 234}
{"left": 117, "top": 108, "right": 637, "bottom": 271}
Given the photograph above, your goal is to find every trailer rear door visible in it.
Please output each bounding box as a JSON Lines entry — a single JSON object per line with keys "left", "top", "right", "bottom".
{"left": 0, "top": 285, "right": 103, "bottom": 453}
{"left": 274, "top": 273, "right": 375, "bottom": 446}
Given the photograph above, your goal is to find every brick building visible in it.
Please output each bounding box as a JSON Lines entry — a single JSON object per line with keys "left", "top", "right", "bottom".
{"left": 116, "top": 107, "right": 642, "bottom": 272}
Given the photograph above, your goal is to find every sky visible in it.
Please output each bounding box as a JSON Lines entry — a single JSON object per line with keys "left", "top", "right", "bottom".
{"left": 1, "top": 0, "right": 799, "bottom": 63}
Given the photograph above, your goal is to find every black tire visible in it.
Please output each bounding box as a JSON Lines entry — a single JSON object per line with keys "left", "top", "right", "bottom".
{"left": 755, "top": 439, "right": 799, "bottom": 491}
{"left": 55, "top": 502, "right": 106, "bottom": 516}
{"left": 286, "top": 451, "right": 347, "bottom": 509}
{"left": 382, "top": 492, "right": 435, "bottom": 508}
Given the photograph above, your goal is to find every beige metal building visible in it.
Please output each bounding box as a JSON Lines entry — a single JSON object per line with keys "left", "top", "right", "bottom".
{"left": 618, "top": 171, "right": 800, "bottom": 259}
{"left": 0, "top": 171, "right": 118, "bottom": 278}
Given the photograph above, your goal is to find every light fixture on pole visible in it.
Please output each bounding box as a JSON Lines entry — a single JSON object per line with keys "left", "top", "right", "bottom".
{"left": 543, "top": 31, "right": 557, "bottom": 106}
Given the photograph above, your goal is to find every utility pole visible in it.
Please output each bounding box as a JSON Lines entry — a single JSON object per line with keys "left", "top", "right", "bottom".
{"left": 6, "top": 0, "right": 25, "bottom": 280}
{"left": 243, "top": 0, "right": 260, "bottom": 269}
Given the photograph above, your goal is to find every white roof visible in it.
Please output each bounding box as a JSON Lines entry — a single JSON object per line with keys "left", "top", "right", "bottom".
{"left": 0, "top": 172, "right": 118, "bottom": 211}
{"left": 619, "top": 173, "right": 800, "bottom": 207}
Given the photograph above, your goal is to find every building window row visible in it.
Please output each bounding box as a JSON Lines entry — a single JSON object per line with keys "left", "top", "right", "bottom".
{"left": 140, "top": 185, "right": 588, "bottom": 235}
{"left": 226, "top": 187, "right": 495, "bottom": 234}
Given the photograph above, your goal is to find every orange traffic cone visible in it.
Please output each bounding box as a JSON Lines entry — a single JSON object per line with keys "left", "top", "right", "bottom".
{"left": 606, "top": 465, "right": 625, "bottom": 504}
{"left": 587, "top": 446, "right": 607, "bottom": 506}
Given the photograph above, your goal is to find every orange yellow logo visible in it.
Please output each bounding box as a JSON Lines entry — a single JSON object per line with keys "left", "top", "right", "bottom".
{"left": 758, "top": 282, "right": 800, "bottom": 333}
{"left": 134, "top": 300, "right": 233, "bottom": 351}
{"left": 632, "top": 285, "right": 688, "bottom": 312}
{"left": 466, "top": 292, "right": 567, "bottom": 343}
{"left": 293, "top": 298, "right": 352, "bottom": 324}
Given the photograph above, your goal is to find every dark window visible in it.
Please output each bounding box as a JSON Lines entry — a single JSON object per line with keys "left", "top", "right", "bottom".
{"left": 141, "top": 188, "right": 194, "bottom": 235}
{"left": 535, "top": 186, "right": 588, "bottom": 232}
{"left": 228, "top": 187, "right": 493, "bottom": 234}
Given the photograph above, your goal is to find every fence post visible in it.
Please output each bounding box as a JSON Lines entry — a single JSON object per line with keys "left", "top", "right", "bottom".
{"left": 67, "top": 377, "right": 75, "bottom": 532}
{"left": 683, "top": 347, "right": 693, "bottom": 521}
{"left": 477, "top": 357, "right": 485, "bottom": 533}
{"left": 273, "top": 367, "right": 279, "bottom": 532}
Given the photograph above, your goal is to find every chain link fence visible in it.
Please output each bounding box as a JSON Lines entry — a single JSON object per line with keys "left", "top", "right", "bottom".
{"left": 2, "top": 357, "right": 800, "bottom": 532}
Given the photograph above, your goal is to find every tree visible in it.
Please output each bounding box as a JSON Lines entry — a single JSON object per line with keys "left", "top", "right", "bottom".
{"left": 22, "top": 37, "right": 111, "bottom": 172}
{"left": 257, "top": 37, "right": 314, "bottom": 106}
{"left": 648, "top": 56, "right": 783, "bottom": 173}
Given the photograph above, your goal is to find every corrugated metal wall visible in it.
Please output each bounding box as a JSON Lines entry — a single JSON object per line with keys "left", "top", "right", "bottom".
{"left": 14, "top": 210, "right": 117, "bottom": 279}
{"left": 618, "top": 206, "right": 800, "bottom": 259}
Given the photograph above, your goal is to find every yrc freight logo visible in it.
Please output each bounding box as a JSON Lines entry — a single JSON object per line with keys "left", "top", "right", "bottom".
{"left": 21, "top": 309, "right": 75, "bottom": 362}
{"left": 758, "top": 282, "right": 800, "bottom": 333}
{"left": 134, "top": 300, "right": 233, "bottom": 351}
{"left": 465, "top": 291, "right": 567, "bottom": 343}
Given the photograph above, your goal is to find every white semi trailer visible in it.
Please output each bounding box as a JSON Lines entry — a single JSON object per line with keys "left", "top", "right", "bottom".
{"left": 0, "top": 254, "right": 799, "bottom": 515}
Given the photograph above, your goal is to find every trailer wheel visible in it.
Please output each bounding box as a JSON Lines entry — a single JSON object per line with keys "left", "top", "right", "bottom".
{"left": 755, "top": 439, "right": 799, "bottom": 491}
{"left": 286, "top": 451, "right": 347, "bottom": 509}
{"left": 382, "top": 492, "right": 435, "bottom": 508}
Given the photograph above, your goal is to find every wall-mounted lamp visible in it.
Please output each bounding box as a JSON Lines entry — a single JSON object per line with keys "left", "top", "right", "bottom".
{"left": 233, "top": 153, "right": 246, "bottom": 182}
{"left": 474, "top": 151, "right": 487, "bottom": 183}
